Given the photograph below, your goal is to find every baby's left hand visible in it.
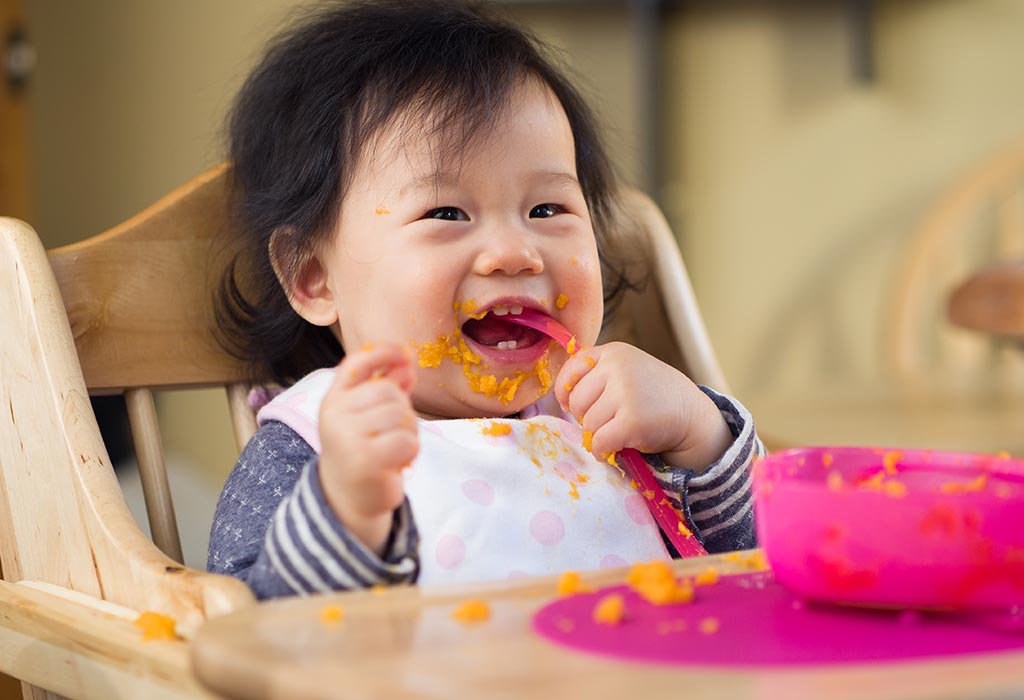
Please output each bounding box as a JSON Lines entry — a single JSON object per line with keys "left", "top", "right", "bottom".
{"left": 553, "top": 342, "right": 732, "bottom": 472}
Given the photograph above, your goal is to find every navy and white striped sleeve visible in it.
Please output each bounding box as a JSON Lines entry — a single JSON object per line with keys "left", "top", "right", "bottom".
{"left": 208, "top": 420, "right": 419, "bottom": 600}
{"left": 650, "top": 387, "right": 764, "bottom": 554}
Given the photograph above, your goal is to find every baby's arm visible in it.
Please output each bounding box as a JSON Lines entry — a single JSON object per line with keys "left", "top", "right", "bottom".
{"left": 554, "top": 342, "right": 763, "bottom": 552}
{"left": 317, "top": 344, "right": 419, "bottom": 555}
{"left": 207, "top": 420, "right": 419, "bottom": 599}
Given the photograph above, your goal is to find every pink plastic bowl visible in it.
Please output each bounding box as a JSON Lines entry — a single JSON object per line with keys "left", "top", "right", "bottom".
{"left": 753, "top": 447, "right": 1024, "bottom": 611}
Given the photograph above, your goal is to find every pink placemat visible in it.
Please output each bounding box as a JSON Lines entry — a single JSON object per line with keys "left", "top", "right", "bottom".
{"left": 532, "top": 572, "right": 1024, "bottom": 666}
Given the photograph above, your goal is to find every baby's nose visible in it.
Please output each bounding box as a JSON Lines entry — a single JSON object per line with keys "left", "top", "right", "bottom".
{"left": 473, "top": 232, "right": 544, "bottom": 277}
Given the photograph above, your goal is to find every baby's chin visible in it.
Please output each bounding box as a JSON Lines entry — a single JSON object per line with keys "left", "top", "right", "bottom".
{"left": 413, "top": 380, "right": 551, "bottom": 420}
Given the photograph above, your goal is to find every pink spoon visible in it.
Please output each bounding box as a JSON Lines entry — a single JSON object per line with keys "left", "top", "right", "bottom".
{"left": 506, "top": 308, "right": 707, "bottom": 558}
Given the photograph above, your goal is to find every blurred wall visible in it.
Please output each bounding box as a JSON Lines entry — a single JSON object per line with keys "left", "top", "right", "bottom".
{"left": 23, "top": 0, "right": 1024, "bottom": 484}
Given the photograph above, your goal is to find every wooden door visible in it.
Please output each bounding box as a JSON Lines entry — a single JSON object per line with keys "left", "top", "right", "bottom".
{"left": 1, "top": 0, "right": 30, "bottom": 221}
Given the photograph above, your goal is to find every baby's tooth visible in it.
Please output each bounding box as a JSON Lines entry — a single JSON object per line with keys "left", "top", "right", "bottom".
{"left": 492, "top": 306, "right": 509, "bottom": 316}
{"left": 510, "top": 305, "right": 523, "bottom": 315}
{"left": 507, "top": 339, "right": 517, "bottom": 350}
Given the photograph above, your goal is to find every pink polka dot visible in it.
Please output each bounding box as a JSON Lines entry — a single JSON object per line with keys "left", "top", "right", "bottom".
{"left": 624, "top": 493, "right": 653, "bottom": 525}
{"left": 420, "top": 423, "right": 444, "bottom": 436}
{"left": 553, "top": 460, "right": 578, "bottom": 481}
{"left": 600, "top": 554, "right": 629, "bottom": 569}
{"left": 461, "top": 479, "right": 494, "bottom": 505}
{"left": 529, "top": 510, "right": 565, "bottom": 546}
{"left": 435, "top": 534, "right": 465, "bottom": 569}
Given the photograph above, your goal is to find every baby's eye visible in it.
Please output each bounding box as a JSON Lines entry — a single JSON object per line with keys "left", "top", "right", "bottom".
{"left": 529, "top": 203, "right": 564, "bottom": 219}
{"left": 423, "top": 207, "right": 469, "bottom": 221}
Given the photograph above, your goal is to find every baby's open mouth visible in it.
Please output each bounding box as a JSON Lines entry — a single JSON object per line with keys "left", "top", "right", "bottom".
{"left": 461, "top": 305, "right": 546, "bottom": 351}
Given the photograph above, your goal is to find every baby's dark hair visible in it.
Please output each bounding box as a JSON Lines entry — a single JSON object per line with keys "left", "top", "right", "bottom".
{"left": 216, "top": 0, "right": 634, "bottom": 385}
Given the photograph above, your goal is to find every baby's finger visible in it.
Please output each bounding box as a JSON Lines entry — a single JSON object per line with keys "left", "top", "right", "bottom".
{"left": 350, "top": 401, "right": 418, "bottom": 439}
{"left": 589, "top": 418, "right": 630, "bottom": 460}
{"left": 364, "top": 429, "right": 420, "bottom": 471}
{"left": 553, "top": 350, "right": 600, "bottom": 411}
{"left": 324, "top": 377, "right": 409, "bottom": 415}
{"left": 333, "top": 343, "right": 414, "bottom": 392}
{"left": 562, "top": 365, "right": 606, "bottom": 423}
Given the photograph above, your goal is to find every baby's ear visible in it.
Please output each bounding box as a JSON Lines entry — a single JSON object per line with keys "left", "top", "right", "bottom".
{"left": 268, "top": 228, "right": 338, "bottom": 327}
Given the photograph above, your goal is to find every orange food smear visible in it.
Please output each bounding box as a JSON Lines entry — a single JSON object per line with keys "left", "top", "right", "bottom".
{"left": 699, "top": 617, "right": 720, "bottom": 635}
{"left": 452, "top": 599, "right": 491, "bottom": 624}
{"left": 940, "top": 474, "right": 988, "bottom": 494}
{"left": 374, "top": 206, "right": 390, "bottom": 215}
{"left": 827, "top": 471, "right": 844, "bottom": 491}
{"left": 555, "top": 293, "right": 569, "bottom": 309}
{"left": 134, "top": 611, "right": 177, "bottom": 641}
{"left": 320, "top": 605, "right": 345, "bottom": 624}
{"left": 582, "top": 431, "right": 594, "bottom": 452}
{"left": 481, "top": 421, "right": 512, "bottom": 437}
{"left": 592, "top": 593, "right": 626, "bottom": 625}
{"left": 822, "top": 452, "right": 834, "bottom": 468}
{"left": 677, "top": 521, "right": 693, "bottom": 538}
{"left": 882, "top": 451, "right": 902, "bottom": 475}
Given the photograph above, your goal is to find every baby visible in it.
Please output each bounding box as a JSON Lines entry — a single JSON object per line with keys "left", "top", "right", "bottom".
{"left": 209, "top": 0, "right": 763, "bottom": 598}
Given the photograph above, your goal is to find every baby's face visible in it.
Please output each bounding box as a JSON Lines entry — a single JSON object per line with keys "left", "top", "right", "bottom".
{"left": 324, "top": 78, "right": 604, "bottom": 418}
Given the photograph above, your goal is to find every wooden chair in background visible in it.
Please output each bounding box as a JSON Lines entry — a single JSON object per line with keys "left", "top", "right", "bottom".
{"left": 886, "top": 134, "right": 1024, "bottom": 392}
{"left": 0, "top": 165, "right": 731, "bottom": 699}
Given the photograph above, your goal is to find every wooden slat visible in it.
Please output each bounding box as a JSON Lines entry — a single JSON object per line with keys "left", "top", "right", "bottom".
{"left": 46, "top": 165, "right": 254, "bottom": 394}
{"left": 125, "top": 388, "right": 183, "bottom": 564}
{"left": 226, "top": 383, "right": 257, "bottom": 455}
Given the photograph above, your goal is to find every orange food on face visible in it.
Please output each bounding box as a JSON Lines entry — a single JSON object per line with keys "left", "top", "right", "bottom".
{"left": 592, "top": 593, "right": 626, "bottom": 625}
{"left": 452, "top": 599, "right": 491, "bottom": 624}
{"left": 555, "top": 294, "right": 569, "bottom": 309}
{"left": 134, "top": 611, "right": 177, "bottom": 641}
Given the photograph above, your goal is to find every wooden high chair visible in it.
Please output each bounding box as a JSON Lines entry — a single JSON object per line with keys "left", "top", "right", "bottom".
{"left": 0, "top": 165, "right": 730, "bottom": 700}
{"left": 887, "top": 134, "right": 1024, "bottom": 392}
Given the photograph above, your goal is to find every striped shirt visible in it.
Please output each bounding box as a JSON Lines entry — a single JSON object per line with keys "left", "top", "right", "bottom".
{"left": 208, "top": 386, "right": 764, "bottom": 599}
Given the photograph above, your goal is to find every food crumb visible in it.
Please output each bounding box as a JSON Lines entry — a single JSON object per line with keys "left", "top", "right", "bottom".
{"left": 557, "top": 571, "right": 593, "bottom": 596}
{"left": 481, "top": 421, "right": 512, "bottom": 437}
{"left": 699, "top": 617, "right": 720, "bottom": 635}
{"left": 555, "top": 294, "right": 569, "bottom": 309}
{"left": 134, "top": 611, "right": 177, "bottom": 641}
{"left": 320, "top": 605, "right": 345, "bottom": 624}
{"left": 592, "top": 594, "right": 626, "bottom": 625}
{"left": 694, "top": 568, "right": 719, "bottom": 586}
{"left": 452, "top": 599, "right": 491, "bottom": 624}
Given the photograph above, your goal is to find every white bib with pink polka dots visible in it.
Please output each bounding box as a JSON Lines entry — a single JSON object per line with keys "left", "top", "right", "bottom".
{"left": 257, "top": 368, "right": 671, "bottom": 586}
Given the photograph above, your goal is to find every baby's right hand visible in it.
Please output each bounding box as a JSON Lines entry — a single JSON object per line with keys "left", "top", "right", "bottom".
{"left": 317, "top": 343, "right": 418, "bottom": 556}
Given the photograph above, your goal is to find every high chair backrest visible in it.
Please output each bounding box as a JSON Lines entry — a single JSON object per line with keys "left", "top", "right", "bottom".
{"left": 886, "top": 135, "right": 1024, "bottom": 391}
{"left": 0, "top": 165, "right": 726, "bottom": 635}
{"left": 0, "top": 165, "right": 255, "bottom": 640}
